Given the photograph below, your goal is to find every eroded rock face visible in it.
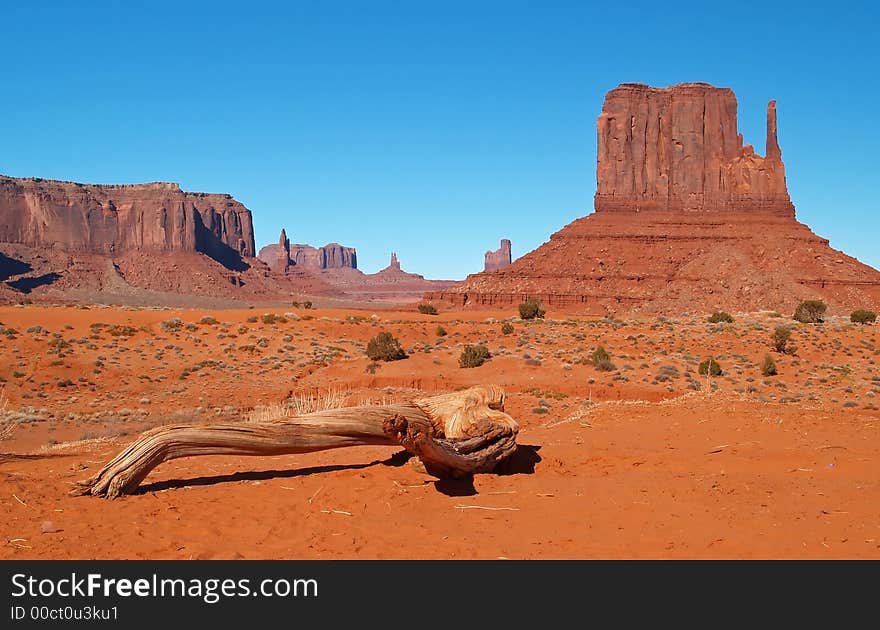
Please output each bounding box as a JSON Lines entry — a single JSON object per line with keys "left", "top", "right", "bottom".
{"left": 0, "top": 176, "right": 255, "bottom": 260}
{"left": 595, "top": 83, "right": 792, "bottom": 215}
{"left": 484, "top": 239, "right": 512, "bottom": 272}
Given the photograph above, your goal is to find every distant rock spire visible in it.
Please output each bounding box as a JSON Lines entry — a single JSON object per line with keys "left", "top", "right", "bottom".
{"left": 390, "top": 252, "right": 400, "bottom": 270}
{"left": 279, "top": 228, "right": 290, "bottom": 255}
{"left": 766, "top": 100, "right": 782, "bottom": 162}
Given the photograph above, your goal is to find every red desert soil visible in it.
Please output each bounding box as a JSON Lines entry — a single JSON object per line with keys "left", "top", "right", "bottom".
{"left": 1, "top": 304, "right": 878, "bottom": 559}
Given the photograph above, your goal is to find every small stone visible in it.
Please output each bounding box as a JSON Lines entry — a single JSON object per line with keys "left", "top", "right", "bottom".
{"left": 41, "top": 520, "right": 60, "bottom": 534}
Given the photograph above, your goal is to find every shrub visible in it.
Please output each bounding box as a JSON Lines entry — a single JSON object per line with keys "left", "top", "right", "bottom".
{"left": 417, "top": 303, "right": 438, "bottom": 315}
{"left": 698, "top": 357, "right": 723, "bottom": 377}
{"left": 518, "top": 299, "right": 545, "bottom": 320}
{"left": 771, "top": 326, "right": 793, "bottom": 354}
{"left": 501, "top": 322, "right": 515, "bottom": 335}
{"left": 366, "top": 332, "right": 407, "bottom": 361}
{"left": 851, "top": 309, "right": 877, "bottom": 324}
{"left": 761, "top": 354, "right": 778, "bottom": 376}
{"left": 303, "top": 301, "right": 313, "bottom": 310}
{"left": 793, "top": 300, "right": 826, "bottom": 323}
{"left": 436, "top": 326, "right": 447, "bottom": 337}
{"left": 708, "top": 311, "right": 734, "bottom": 324}
{"left": 590, "top": 346, "right": 616, "bottom": 372}
{"left": 199, "top": 316, "right": 219, "bottom": 325}
{"left": 160, "top": 318, "right": 182, "bottom": 332}
{"left": 459, "top": 344, "right": 491, "bottom": 368}
{"left": 261, "top": 313, "right": 287, "bottom": 325}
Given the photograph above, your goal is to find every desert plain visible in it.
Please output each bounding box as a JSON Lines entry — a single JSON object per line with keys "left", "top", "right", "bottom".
{"left": 1, "top": 303, "right": 878, "bottom": 559}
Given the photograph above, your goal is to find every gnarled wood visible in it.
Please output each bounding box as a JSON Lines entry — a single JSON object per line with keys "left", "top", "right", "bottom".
{"left": 73, "top": 385, "right": 519, "bottom": 498}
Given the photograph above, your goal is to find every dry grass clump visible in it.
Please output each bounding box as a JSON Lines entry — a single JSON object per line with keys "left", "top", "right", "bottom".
{"left": 247, "top": 389, "right": 348, "bottom": 423}
{"left": 0, "top": 387, "right": 14, "bottom": 441}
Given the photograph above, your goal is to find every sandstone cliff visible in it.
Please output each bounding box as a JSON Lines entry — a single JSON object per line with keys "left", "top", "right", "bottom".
{"left": 595, "top": 83, "right": 792, "bottom": 215}
{"left": 426, "top": 83, "right": 880, "bottom": 314}
{"left": 484, "top": 239, "right": 512, "bottom": 272}
{"left": 0, "top": 176, "right": 255, "bottom": 265}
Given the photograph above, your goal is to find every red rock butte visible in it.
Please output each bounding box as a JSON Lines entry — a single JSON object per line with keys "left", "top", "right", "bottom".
{"left": 426, "top": 82, "right": 880, "bottom": 315}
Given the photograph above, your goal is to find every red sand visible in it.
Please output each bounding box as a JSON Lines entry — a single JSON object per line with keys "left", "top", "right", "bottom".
{"left": 1, "top": 305, "right": 878, "bottom": 558}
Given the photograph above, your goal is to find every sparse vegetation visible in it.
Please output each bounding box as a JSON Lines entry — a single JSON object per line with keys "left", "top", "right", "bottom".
{"left": 436, "top": 326, "right": 447, "bottom": 337}
{"left": 772, "top": 325, "right": 793, "bottom": 354}
{"left": 708, "top": 311, "right": 734, "bottom": 324}
{"left": 851, "top": 309, "right": 877, "bottom": 324}
{"left": 793, "top": 300, "right": 826, "bottom": 324}
{"left": 761, "top": 354, "right": 778, "bottom": 376}
{"left": 160, "top": 318, "right": 182, "bottom": 332}
{"left": 518, "top": 299, "right": 545, "bottom": 320}
{"left": 589, "top": 346, "right": 616, "bottom": 372}
{"left": 459, "top": 344, "right": 491, "bottom": 368}
{"left": 501, "top": 322, "right": 514, "bottom": 335}
{"left": 417, "top": 303, "right": 438, "bottom": 315}
{"left": 261, "top": 313, "right": 287, "bottom": 325}
{"left": 698, "top": 357, "right": 723, "bottom": 377}
{"left": 366, "top": 332, "right": 407, "bottom": 362}
{"left": 200, "top": 316, "right": 219, "bottom": 325}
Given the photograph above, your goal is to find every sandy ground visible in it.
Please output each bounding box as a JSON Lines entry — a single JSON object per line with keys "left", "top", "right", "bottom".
{"left": 1, "top": 304, "right": 878, "bottom": 558}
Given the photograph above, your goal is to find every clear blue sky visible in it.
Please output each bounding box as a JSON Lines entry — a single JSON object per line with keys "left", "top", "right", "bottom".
{"left": 2, "top": 1, "right": 877, "bottom": 278}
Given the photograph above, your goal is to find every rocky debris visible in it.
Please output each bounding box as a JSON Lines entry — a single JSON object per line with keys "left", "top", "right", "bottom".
{"left": 426, "top": 82, "right": 880, "bottom": 315}
{"left": 0, "top": 176, "right": 255, "bottom": 261}
{"left": 484, "top": 239, "right": 512, "bottom": 272}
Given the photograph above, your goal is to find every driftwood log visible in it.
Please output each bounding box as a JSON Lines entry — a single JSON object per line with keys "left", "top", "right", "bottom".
{"left": 73, "top": 385, "right": 519, "bottom": 498}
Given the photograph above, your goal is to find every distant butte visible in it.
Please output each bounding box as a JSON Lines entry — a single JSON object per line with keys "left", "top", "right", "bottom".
{"left": 426, "top": 82, "right": 880, "bottom": 315}
{"left": 484, "top": 239, "right": 512, "bottom": 272}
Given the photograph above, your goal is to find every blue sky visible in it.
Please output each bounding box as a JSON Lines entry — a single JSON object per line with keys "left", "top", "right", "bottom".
{"left": 2, "top": 1, "right": 877, "bottom": 278}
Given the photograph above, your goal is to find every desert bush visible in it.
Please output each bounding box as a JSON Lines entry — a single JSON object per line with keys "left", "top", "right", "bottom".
{"left": 772, "top": 326, "right": 793, "bottom": 354}
{"left": 459, "top": 344, "right": 491, "bottom": 368}
{"left": 303, "top": 301, "right": 313, "bottom": 309}
{"left": 417, "top": 303, "right": 438, "bottom": 315}
{"left": 698, "top": 357, "right": 723, "bottom": 377}
{"left": 436, "top": 325, "right": 447, "bottom": 337}
{"left": 366, "top": 332, "right": 407, "bottom": 362}
{"left": 851, "top": 309, "right": 877, "bottom": 324}
{"left": 590, "top": 346, "right": 616, "bottom": 372}
{"left": 761, "top": 354, "right": 778, "bottom": 376}
{"left": 501, "top": 322, "right": 514, "bottom": 335}
{"left": 708, "top": 311, "right": 734, "bottom": 324}
{"left": 518, "top": 299, "right": 545, "bottom": 320}
{"left": 261, "top": 313, "right": 287, "bottom": 325}
{"left": 200, "top": 316, "right": 219, "bottom": 325}
{"left": 793, "top": 300, "right": 826, "bottom": 323}
{"left": 160, "top": 318, "right": 182, "bottom": 332}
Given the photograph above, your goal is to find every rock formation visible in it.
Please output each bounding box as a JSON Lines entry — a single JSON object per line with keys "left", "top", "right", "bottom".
{"left": 290, "top": 242, "right": 357, "bottom": 270}
{"left": 426, "top": 83, "right": 880, "bottom": 315}
{"left": 321, "top": 251, "right": 458, "bottom": 303}
{"left": 0, "top": 176, "right": 255, "bottom": 262}
{"left": 257, "top": 227, "right": 357, "bottom": 274}
{"left": 256, "top": 229, "right": 292, "bottom": 274}
{"left": 595, "top": 83, "right": 793, "bottom": 216}
{"left": 0, "top": 177, "right": 346, "bottom": 305}
{"left": 484, "top": 239, "right": 512, "bottom": 272}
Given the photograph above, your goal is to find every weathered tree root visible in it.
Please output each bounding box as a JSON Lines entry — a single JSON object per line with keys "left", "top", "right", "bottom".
{"left": 72, "top": 385, "right": 519, "bottom": 498}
